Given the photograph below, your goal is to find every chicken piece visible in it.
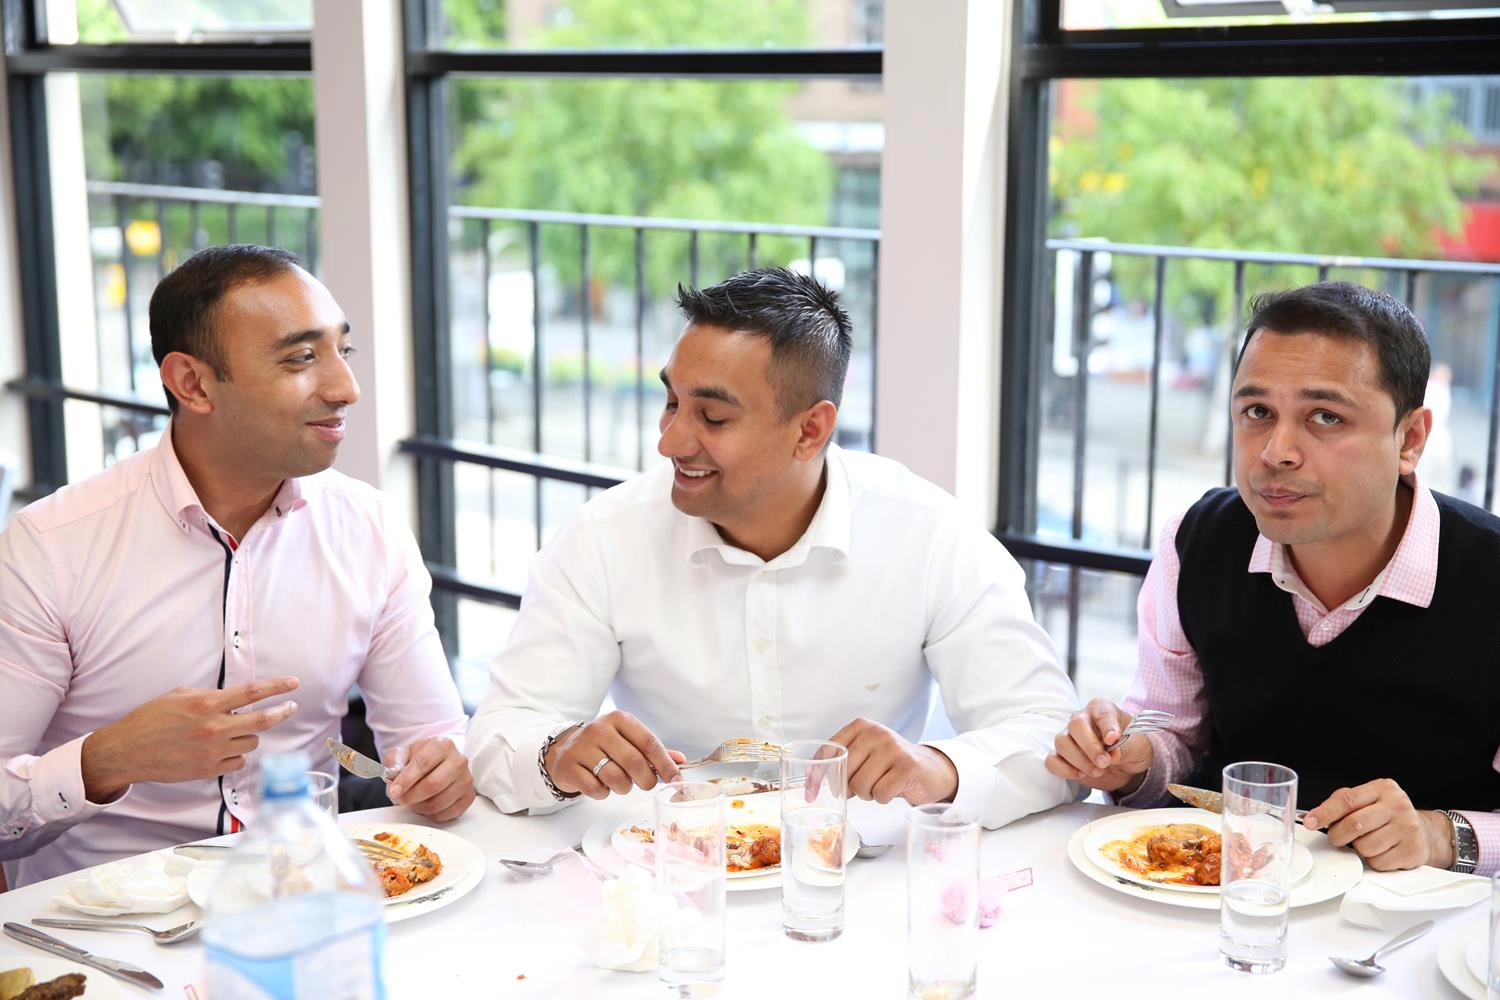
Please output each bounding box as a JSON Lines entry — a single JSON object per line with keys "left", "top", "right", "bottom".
{"left": 13, "top": 975, "right": 87, "bottom": 1000}
{"left": 749, "top": 835, "right": 781, "bottom": 868}
{"left": 369, "top": 840, "right": 443, "bottom": 897}
{"left": 1194, "top": 850, "right": 1222, "bottom": 886}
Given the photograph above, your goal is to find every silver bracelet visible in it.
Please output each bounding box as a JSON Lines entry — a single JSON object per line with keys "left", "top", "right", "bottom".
{"left": 537, "top": 721, "right": 581, "bottom": 802}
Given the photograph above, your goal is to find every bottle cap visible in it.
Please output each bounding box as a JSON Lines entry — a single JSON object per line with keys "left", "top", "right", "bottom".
{"left": 261, "top": 751, "right": 312, "bottom": 800}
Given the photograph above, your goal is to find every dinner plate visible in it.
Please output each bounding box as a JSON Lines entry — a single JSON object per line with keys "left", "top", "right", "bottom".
{"left": 183, "top": 822, "right": 485, "bottom": 924}
{"left": 1065, "top": 810, "right": 1363, "bottom": 910}
{"left": 1437, "top": 916, "right": 1486, "bottom": 1000}
{"left": 339, "top": 821, "right": 485, "bottom": 922}
{"left": 583, "top": 793, "right": 859, "bottom": 892}
{"left": 1081, "top": 807, "right": 1315, "bottom": 894}
{"left": 1464, "top": 923, "right": 1489, "bottom": 987}
{"left": 0, "top": 953, "right": 125, "bottom": 999}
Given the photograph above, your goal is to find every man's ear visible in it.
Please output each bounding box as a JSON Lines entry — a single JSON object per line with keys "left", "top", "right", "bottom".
{"left": 1397, "top": 405, "right": 1432, "bottom": 477}
{"left": 793, "top": 400, "right": 838, "bottom": 460}
{"left": 159, "top": 352, "right": 217, "bottom": 416}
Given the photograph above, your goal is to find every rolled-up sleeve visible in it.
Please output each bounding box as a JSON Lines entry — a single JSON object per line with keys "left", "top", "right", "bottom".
{"left": 467, "top": 509, "right": 622, "bottom": 814}
{"left": 921, "top": 526, "right": 1081, "bottom": 829}
{"left": 0, "top": 517, "right": 118, "bottom": 860}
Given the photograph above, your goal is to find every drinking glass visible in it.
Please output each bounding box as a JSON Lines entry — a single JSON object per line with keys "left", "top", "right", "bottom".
{"left": 779, "top": 739, "right": 848, "bottom": 942}
{"left": 907, "top": 804, "right": 980, "bottom": 1000}
{"left": 1219, "top": 761, "right": 1298, "bottom": 974}
{"left": 1488, "top": 871, "right": 1500, "bottom": 998}
{"left": 655, "top": 781, "right": 726, "bottom": 998}
{"left": 306, "top": 770, "right": 338, "bottom": 821}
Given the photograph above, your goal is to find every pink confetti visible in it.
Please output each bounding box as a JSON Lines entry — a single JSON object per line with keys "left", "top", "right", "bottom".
{"left": 926, "top": 839, "right": 949, "bottom": 861}
{"left": 941, "top": 883, "right": 969, "bottom": 924}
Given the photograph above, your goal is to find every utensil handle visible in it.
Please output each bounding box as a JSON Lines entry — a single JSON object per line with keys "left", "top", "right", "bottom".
{"left": 32, "top": 917, "right": 139, "bottom": 933}
{"left": 1372, "top": 918, "right": 1435, "bottom": 960}
{"left": 4, "top": 921, "right": 91, "bottom": 962}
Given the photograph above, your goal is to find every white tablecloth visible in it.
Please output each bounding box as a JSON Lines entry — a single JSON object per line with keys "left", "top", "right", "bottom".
{"left": 0, "top": 797, "right": 1475, "bottom": 997}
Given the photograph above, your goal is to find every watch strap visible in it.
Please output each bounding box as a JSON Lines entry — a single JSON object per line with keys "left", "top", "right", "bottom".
{"left": 1443, "top": 809, "right": 1479, "bottom": 874}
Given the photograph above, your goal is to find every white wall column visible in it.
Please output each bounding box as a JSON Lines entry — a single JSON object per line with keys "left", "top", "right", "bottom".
{"left": 876, "top": 0, "right": 1010, "bottom": 526}
{"left": 311, "top": 0, "right": 417, "bottom": 527}
{"left": 0, "top": 54, "right": 29, "bottom": 507}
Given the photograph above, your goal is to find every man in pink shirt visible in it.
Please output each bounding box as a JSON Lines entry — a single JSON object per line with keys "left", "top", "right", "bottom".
{"left": 0, "top": 245, "right": 474, "bottom": 887}
{"left": 1049, "top": 281, "right": 1500, "bottom": 876}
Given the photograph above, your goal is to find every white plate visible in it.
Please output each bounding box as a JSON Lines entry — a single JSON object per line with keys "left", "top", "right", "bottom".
{"left": 0, "top": 953, "right": 125, "bottom": 998}
{"left": 339, "top": 821, "right": 485, "bottom": 922}
{"left": 1082, "top": 807, "right": 1314, "bottom": 894}
{"left": 1066, "top": 810, "right": 1363, "bottom": 910}
{"left": 1464, "top": 923, "right": 1489, "bottom": 987}
{"left": 1438, "top": 917, "right": 1486, "bottom": 1000}
{"left": 583, "top": 793, "right": 858, "bottom": 892}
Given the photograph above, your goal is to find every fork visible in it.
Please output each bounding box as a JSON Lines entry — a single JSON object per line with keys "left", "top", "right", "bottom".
{"left": 499, "top": 846, "right": 615, "bottom": 881}
{"left": 678, "top": 738, "right": 783, "bottom": 769}
{"left": 355, "top": 837, "right": 436, "bottom": 869}
{"left": 1103, "top": 709, "right": 1174, "bottom": 751}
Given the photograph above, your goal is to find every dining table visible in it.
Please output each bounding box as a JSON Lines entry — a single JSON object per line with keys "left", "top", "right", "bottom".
{"left": 0, "top": 793, "right": 1480, "bottom": 998}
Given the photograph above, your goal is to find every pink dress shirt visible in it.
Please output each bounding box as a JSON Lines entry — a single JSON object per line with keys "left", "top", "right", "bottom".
{"left": 1121, "top": 476, "right": 1500, "bottom": 874}
{"left": 0, "top": 427, "right": 466, "bottom": 887}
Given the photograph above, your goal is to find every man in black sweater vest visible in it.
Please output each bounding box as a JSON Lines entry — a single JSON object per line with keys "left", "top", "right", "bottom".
{"left": 1046, "top": 281, "right": 1500, "bottom": 876}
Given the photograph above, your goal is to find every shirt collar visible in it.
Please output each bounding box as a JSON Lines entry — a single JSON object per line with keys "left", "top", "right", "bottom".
{"left": 1247, "top": 472, "right": 1438, "bottom": 611}
{"left": 685, "top": 445, "right": 853, "bottom": 569}
{"left": 150, "top": 421, "right": 308, "bottom": 538}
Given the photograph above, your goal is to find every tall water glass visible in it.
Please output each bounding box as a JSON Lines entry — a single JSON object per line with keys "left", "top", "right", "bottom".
{"left": 1220, "top": 761, "right": 1298, "bottom": 974}
{"left": 907, "top": 804, "right": 980, "bottom": 1000}
{"left": 1488, "top": 871, "right": 1500, "bottom": 998}
{"left": 780, "top": 739, "right": 848, "bottom": 941}
{"left": 306, "top": 770, "right": 338, "bottom": 821}
{"left": 655, "top": 781, "right": 726, "bottom": 998}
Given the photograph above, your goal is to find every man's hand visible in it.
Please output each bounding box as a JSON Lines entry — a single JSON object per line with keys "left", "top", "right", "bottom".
{"left": 385, "top": 738, "right": 475, "bottom": 823}
{"left": 1303, "top": 779, "right": 1455, "bottom": 871}
{"left": 80, "top": 676, "right": 301, "bottom": 802}
{"left": 1044, "top": 698, "right": 1155, "bottom": 794}
{"left": 828, "top": 718, "right": 958, "bottom": 806}
{"left": 543, "top": 710, "right": 685, "bottom": 800}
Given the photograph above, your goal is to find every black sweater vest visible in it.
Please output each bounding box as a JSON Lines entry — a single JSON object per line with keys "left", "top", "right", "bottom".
{"left": 1176, "top": 487, "right": 1500, "bottom": 811}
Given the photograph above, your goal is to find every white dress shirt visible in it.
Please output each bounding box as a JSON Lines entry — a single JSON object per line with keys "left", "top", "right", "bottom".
{"left": 468, "top": 446, "right": 1080, "bottom": 828}
{"left": 0, "top": 427, "right": 467, "bottom": 886}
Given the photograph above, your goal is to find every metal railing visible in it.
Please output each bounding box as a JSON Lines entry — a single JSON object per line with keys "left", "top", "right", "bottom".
{"left": 999, "top": 237, "right": 1500, "bottom": 677}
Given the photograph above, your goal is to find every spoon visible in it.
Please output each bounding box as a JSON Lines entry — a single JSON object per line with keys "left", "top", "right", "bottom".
{"left": 31, "top": 916, "right": 203, "bottom": 944}
{"left": 1328, "top": 919, "right": 1435, "bottom": 977}
{"left": 855, "top": 840, "right": 895, "bottom": 860}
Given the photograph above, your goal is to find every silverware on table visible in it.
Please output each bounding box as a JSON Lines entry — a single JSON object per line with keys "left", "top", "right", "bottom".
{"left": 1167, "top": 783, "right": 1311, "bottom": 821}
{"left": 1328, "top": 919, "right": 1435, "bottom": 977}
{"left": 172, "top": 843, "right": 229, "bottom": 860}
{"left": 3, "top": 921, "right": 165, "bottom": 990}
{"left": 327, "top": 737, "right": 396, "bottom": 782}
{"left": 355, "top": 837, "right": 436, "bottom": 869}
{"left": 499, "top": 846, "right": 616, "bottom": 881}
{"left": 1102, "top": 710, "right": 1173, "bottom": 751}
{"left": 678, "top": 738, "right": 783, "bottom": 769}
{"left": 31, "top": 916, "right": 202, "bottom": 945}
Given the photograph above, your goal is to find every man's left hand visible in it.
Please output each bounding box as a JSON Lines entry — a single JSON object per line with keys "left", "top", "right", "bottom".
{"left": 385, "top": 738, "right": 476, "bottom": 823}
{"left": 1303, "top": 778, "right": 1454, "bottom": 871}
{"left": 827, "top": 718, "right": 958, "bottom": 806}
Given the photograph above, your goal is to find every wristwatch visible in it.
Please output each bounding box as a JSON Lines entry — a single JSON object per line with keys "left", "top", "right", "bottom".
{"left": 1442, "top": 810, "right": 1479, "bottom": 874}
{"left": 537, "top": 720, "right": 581, "bottom": 802}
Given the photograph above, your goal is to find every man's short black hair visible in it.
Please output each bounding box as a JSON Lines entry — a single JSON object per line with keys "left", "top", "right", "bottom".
{"left": 1238, "top": 280, "right": 1430, "bottom": 424}
{"left": 675, "top": 267, "right": 853, "bottom": 420}
{"left": 148, "top": 244, "right": 303, "bottom": 413}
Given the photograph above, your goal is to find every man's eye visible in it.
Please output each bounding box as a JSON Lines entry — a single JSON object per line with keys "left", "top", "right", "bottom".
{"left": 1311, "top": 411, "right": 1342, "bottom": 427}
{"left": 286, "top": 353, "right": 314, "bottom": 365}
{"left": 340, "top": 345, "right": 357, "bottom": 359}
{"left": 664, "top": 400, "right": 678, "bottom": 412}
{"left": 1243, "top": 404, "right": 1269, "bottom": 420}
{"left": 703, "top": 417, "right": 726, "bottom": 428}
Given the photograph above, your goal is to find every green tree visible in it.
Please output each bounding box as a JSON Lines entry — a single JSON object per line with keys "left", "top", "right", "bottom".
{"left": 451, "top": 0, "right": 834, "bottom": 293}
{"left": 1050, "top": 77, "right": 1495, "bottom": 314}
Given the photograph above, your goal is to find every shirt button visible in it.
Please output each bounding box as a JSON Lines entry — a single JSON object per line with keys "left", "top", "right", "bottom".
{"left": 755, "top": 639, "right": 769, "bottom": 653}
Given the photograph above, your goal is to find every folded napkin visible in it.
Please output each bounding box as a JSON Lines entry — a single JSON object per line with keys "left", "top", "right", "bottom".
{"left": 54, "top": 853, "right": 190, "bottom": 915}
{"left": 1340, "top": 864, "right": 1489, "bottom": 930}
{"left": 577, "top": 865, "right": 657, "bottom": 973}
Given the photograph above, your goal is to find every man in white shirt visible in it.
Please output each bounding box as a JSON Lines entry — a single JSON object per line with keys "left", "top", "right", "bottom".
{"left": 468, "top": 267, "right": 1078, "bottom": 827}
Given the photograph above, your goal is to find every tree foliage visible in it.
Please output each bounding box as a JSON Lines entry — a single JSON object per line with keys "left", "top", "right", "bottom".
{"left": 1050, "top": 77, "right": 1495, "bottom": 315}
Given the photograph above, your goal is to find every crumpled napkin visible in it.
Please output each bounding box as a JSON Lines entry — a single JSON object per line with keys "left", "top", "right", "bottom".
{"left": 54, "top": 853, "right": 190, "bottom": 915}
{"left": 1340, "top": 864, "right": 1489, "bottom": 930}
{"left": 577, "top": 865, "right": 657, "bottom": 972}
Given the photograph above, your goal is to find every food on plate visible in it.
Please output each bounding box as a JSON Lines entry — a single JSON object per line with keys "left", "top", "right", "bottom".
{"left": 9, "top": 974, "right": 87, "bottom": 1000}
{"left": 808, "top": 824, "right": 844, "bottom": 869}
{"left": 0, "top": 969, "right": 34, "bottom": 1000}
{"left": 368, "top": 830, "right": 443, "bottom": 897}
{"left": 621, "top": 822, "right": 783, "bottom": 872}
{"left": 1100, "top": 823, "right": 1222, "bottom": 886}
{"left": 704, "top": 777, "right": 776, "bottom": 794}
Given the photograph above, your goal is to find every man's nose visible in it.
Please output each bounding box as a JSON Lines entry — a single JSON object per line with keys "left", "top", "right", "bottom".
{"left": 657, "top": 411, "right": 691, "bottom": 459}
{"left": 324, "top": 354, "right": 361, "bottom": 407}
{"left": 1260, "top": 420, "right": 1301, "bottom": 467}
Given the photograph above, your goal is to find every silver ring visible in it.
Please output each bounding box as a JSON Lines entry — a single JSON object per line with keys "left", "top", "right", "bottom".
{"left": 591, "top": 755, "right": 612, "bottom": 778}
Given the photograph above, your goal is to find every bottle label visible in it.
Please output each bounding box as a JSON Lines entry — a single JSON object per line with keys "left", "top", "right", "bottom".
{"left": 206, "top": 923, "right": 386, "bottom": 1000}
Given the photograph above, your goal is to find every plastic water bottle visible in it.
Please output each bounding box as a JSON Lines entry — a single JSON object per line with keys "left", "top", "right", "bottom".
{"left": 202, "top": 752, "right": 386, "bottom": 1000}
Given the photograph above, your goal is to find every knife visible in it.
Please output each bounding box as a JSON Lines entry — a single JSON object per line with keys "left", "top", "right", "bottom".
{"left": 327, "top": 737, "right": 396, "bottom": 782}
{"left": 4, "top": 921, "right": 165, "bottom": 991}
{"left": 1167, "top": 783, "right": 1311, "bottom": 821}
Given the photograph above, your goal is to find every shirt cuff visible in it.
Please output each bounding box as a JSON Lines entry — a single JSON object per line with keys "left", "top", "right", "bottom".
{"left": 2, "top": 735, "right": 120, "bottom": 846}
{"left": 923, "top": 738, "right": 1000, "bottom": 820}
{"left": 1457, "top": 810, "right": 1500, "bottom": 877}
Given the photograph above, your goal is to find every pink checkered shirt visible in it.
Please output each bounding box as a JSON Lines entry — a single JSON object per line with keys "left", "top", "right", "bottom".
{"left": 1120, "top": 476, "right": 1500, "bottom": 874}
